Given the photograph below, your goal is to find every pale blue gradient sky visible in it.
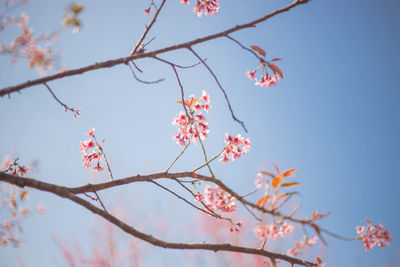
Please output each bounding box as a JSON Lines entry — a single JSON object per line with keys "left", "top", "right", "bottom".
{"left": 0, "top": 0, "right": 399, "bottom": 266}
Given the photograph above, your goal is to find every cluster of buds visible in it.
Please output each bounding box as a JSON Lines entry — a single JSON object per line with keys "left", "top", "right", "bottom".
{"left": 195, "top": 185, "right": 236, "bottom": 213}
{"left": 80, "top": 128, "right": 105, "bottom": 172}
{"left": 286, "top": 236, "right": 318, "bottom": 257}
{"left": 172, "top": 90, "right": 211, "bottom": 146}
{"left": 356, "top": 218, "right": 392, "bottom": 252}
{"left": 0, "top": 220, "right": 21, "bottom": 246}
{"left": 1, "top": 156, "right": 29, "bottom": 176}
{"left": 219, "top": 133, "right": 251, "bottom": 163}
{"left": 253, "top": 222, "right": 294, "bottom": 240}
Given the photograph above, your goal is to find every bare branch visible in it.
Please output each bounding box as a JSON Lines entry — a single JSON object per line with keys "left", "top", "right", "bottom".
{"left": 127, "top": 62, "right": 165, "bottom": 84}
{"left": 0, "top": 171, "right": 317, "bottom": 267}
{"left": 130, "top": 0, "right": 167, "bottom": 56}
{"left": 154, "top": 56, "right": 205, "bottom": 69}
{"left": 43, "top": 83, "right": 80, "bottom": 119}
{"left": 0, "top": 0, "right": 310, "bottom": 97}
{"left": 188, "top": 47, "right": 247, "bottom": 132}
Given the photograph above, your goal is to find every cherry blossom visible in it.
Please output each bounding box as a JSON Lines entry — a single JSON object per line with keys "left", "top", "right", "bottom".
{"left": 144, "top": 7, "right": 151, "bottom": 16}
{"left": 356, "top": 218, "right": 391, "bottom": 252}
{"left": 219, "top": 133, "right": 250, "bottom": 163}
{"left": 195, "top": 185, "right": 236, "bottom": 213}
{"left": 287, "top": 236, "right": 318, "bottom": 257}
{"left": 172, "top": 91, "right": 211, "bottom": 146}
{"left": 253, "top": 222, "right": 294, "bottom": 240}
{"left": 79, "top": 128, "right": 107, "bottom": 174}
{"left": 181, "top": 0, "right": 220, "bottom": 17}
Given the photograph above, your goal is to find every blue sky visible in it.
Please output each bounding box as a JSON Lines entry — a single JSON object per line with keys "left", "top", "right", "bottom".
{"left": 0, "top": 0, "right": 399, "bottom": 266}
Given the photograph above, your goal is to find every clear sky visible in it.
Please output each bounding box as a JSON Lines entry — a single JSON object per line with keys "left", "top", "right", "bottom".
{"left": 0, "top": 0, "right": 399, "bottom": 266}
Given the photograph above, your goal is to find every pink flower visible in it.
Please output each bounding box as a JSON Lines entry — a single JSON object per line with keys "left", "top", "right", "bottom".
{"left": 255, "top": 73, "right": 279, "bottom": 88}
{"left": 219, "top": 133, "right": 251, "bottom": 163}
{"left": 201, "top": 185, "right": 236, "bottom": 213}
{"left": 92, "top": 163, "right": 104, "bottom": 172}
{"left": 356, "top": 226, "right": 365, "bottom": 234}
{"left": 86, "top": 128, "right": 95, "bottom": 137}
{"left": 246, "top": 70, "right": 257, "bottom": 81}
{"left": 180, "top": 0, "right": 189, "bottom": 4}
{"left": 254, "top": 173, "right": 263, "bottom": 188}
{"left": 172, "top": 91, "right": 211, "bottom": 146}
{"left": 357, "top": 219, "right": 391, "bottom": 252}
{"left": 253, "top": 222, "right": 294, "bottom": 240}
{"left": 80, "top": 139, "right": 94, "bottom": 154}
{"left": 144, "top": 7, "right": 151, "bottom": 16}
{"left": 193, "top": 0, "right": 220, "bottom": 17}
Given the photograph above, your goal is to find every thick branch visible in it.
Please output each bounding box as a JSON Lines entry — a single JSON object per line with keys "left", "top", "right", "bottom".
{"left": 0, "top": 0, "right": 310, "bottom": 97}
{"left": 0, "top": 171, "right": 316, "bottom": 266}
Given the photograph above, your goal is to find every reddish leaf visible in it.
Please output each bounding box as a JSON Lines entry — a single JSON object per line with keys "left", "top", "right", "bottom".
{"left": 250, "top": 45, "right": 266, "bottom": 57}
{"left": 271, "top": 58, "right": 282, "bottom": 61}
{"left": 268, "top": 63, "right": 284, "bottom": 78}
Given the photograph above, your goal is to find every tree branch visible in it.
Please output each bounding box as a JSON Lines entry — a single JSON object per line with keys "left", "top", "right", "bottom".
{"left": 0, "top": 171, "right": 317, "bottom": 266}
{"left": 0, "top": 0, "right": 310, "bottom": 97}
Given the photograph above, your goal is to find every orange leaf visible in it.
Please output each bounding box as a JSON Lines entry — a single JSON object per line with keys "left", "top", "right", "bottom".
{"left": 271, "top": 58, "right": 282, "bottom": 61}
{"left": 250, "top": 45, "right": 266, "bottom": 57}
{"left": 280, "top": 182, "right": 300, "bottom": 188}
{"left": 177, "top": 100, "right": 183, "bottom": 104}
{"left": 312, "top": 223, "right": 321, "bottom": 235}
{"left": 20, "top": 190, "right": 28, "bottom": 200}
{"left": 193, "top": 171, "right": 198, "bottom": 178}
{"left": 268, "top": 63, "right": 284, "bottom": 78}
{"left": 278, "top": 191, "right": 298, "bottom": 200}
{"left": 271, "top": 176, "right": 283, "bottom": 188}
{"left": 311, "top": 210, "right": 328, "bottom": 220}
{"left": 280, "top": 168, "right": 297, "bottom": 178}
{"left": 257, "top": 195, "right": 268, "bottom": 207}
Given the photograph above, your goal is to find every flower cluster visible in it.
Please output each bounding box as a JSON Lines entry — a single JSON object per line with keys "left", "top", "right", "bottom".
{"left": 219, "top": 133, "right": 250, "bottom": 163}
{"left": 247, "top": 69, "right": 280, "bottom": 88}
{"left": 356, "top": 218, "right": 391, "bottom": 252}
{"left": 80, "top": 128, "right": 104, "bottom": 172}
{"left": 172, "top": 90, "right": 211, "bottom": 146}
{"left": 195, "top": 185, "right": 236, "bottom": 213}
{"left": 1, "top": 156, "right": 29, "bottom": 176}
{"left": 181, "top": 0, "right": 220, "bottom": 17}
{"left": 245, "top": 45, "right": 283, "bottom": 88}
{"left": 286, "top": 236, "right": 318, "bottom": 257}
{"left": 0, "top": 12, "right": 56, "bottom": 74}
{"left": 253, "top": 222, "right": 294, "bottom": 240}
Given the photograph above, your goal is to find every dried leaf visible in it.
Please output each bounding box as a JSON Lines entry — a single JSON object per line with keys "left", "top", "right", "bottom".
{"left": 281, "top": 182, "right": 301, "bottom": 188}
{"left": 268, "top": 63, "right": 284, "bottom": 78}
{"left": 250, "top": 45, "right": 266, "bottom": 57}
{"left": 278, "top": 192, "right": 298, "bottom": 200}
{"left": 259, "top": 171, "right": 275, "bottom": 178}
{"left": 20, "top": 190, "right": 28, "bottom": 200}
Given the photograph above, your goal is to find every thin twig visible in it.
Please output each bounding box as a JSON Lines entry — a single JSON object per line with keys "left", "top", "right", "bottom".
{"left": 1, "top": 0, "right": 310, "bottom": 97}
{"left": 127, "top": 62, "right": 165, "bottom": 84}
{"left": 192, "top": 145, "right": 226, "bottom": 173}
{"left": 188, "top": 47, "right": 247, "bottom": 132}
{"left": 154, "top": 56, "right": 205, "bottom": 69}
{"left": 92, "top": 135, "right": 114, "bottom": 181}
{"left": 43, "top": 83, "right": 80, "bottom": 118}
{"left": 130, "top": 0, "right": 167, "bottom": 56}
{"left": 165, "top": 142, "right": 190, "bottom": 172}
{"left": 150, "top": 180, "right": 217, "bottom": 218}
{"left": 171, "top": 65, "right": 190, "bottom": 117}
